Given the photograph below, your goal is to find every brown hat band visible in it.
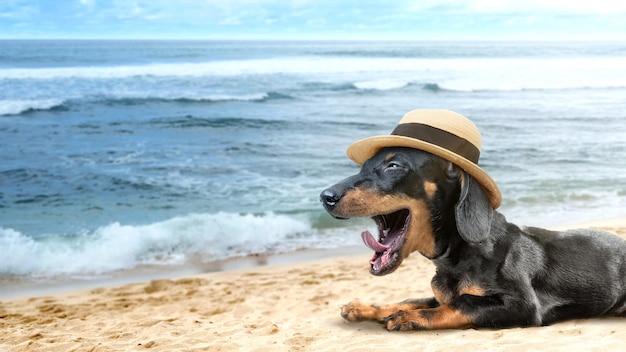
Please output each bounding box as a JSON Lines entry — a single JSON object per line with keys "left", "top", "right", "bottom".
{"left": 391, "top": 123, "right": 481, "bottom": 163}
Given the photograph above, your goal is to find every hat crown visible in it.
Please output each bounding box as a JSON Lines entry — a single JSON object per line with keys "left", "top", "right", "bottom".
{"left": 398, "top": 109, "right": 482, "bottom": 151}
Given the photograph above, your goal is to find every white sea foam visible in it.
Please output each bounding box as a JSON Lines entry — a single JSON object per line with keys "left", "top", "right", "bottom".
{"left": 0, "top": 212, "right": 324, "bottom": 277}
{"left": 2, "top": 57, "right": 626, "bottom": 92}
{"left": 437, "top": 58, "right": 626, "bottom": 91}
{"left": 116, "top": 92, "right": 275, "bottom": 102}
{"left": 353, "top": 79, "right": 409, "bottom": 90}
{"left": 0, "top": 93, "right": 280, "bottom": 116}
{"left": 0, "top": 99, "right": 65, "bottom": 116}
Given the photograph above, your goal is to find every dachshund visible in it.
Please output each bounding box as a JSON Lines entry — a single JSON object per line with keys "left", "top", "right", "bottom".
{"left": 320, "top": 147, "right": 626, "bottom": 331}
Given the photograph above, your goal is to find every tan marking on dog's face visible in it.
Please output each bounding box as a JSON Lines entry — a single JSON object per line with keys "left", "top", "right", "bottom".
{"left": 423, "top": 181, "right": 437, "bottom": 200}
{"left": 402, "top": 199, "right": 435, "bottom": 258}
{"left": 384, "top": 153, "right": 396, "bottom": 161}
{"left": 331, "top": 188, "right": 406, "bottom": 218}
{"left": 333, "top": 188, "right": 435, "bottom": 258}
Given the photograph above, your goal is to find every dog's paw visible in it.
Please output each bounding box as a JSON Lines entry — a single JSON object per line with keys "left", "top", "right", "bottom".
{"left": 381, "top": 310, "right": 425, "bottom": 331}
{"left": 340, "top": 302, "right": 380, "bottom": 322}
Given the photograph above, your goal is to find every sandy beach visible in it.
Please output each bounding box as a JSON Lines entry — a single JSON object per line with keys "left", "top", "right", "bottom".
{"left": 1, "top": 218, "right": 625, "bottom": 351}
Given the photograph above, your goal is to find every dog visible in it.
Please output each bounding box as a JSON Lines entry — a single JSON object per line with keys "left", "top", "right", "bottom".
{"left": 320, "top": 110, "right": 626, "bottom": 331}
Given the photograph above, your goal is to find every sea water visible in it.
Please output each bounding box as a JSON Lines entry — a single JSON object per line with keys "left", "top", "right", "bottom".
{"left": 1, "top": 40, "right": 625, "bottom": 289}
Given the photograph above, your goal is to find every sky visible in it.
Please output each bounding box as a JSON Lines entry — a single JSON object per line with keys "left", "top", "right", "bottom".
{"left": 2, "top": 0, "right": 626, "bottom": 40}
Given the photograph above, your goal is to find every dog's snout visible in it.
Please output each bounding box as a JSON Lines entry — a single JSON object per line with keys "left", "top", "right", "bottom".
{"left": 320, "top": 188, "right": 343, "bottom": 209}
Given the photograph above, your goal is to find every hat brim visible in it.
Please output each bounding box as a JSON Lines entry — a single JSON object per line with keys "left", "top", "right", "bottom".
{"left": 347, "top": 135, "right": 502, "bottom": 209}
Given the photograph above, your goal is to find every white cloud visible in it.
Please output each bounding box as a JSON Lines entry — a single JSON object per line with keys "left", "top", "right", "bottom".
{"left": 143, "top": 13, "right": 164, "bottom": 21}
{"left": 306, "top": 18, "right": 328, "bottom": 27}
{"left": 219, "top": 17, "right": 242, "bottom": 25}
{"left": 0, "top": 2, "right": 37, "bottom": 19}
{"left": 109, "top": 0, "right": 165, "bottom": 21}
{"left": 469, "top": 0, "right": 626, "bottom": 14}
{"left": 407, "top": 0, "right": 626, "bottom": 14}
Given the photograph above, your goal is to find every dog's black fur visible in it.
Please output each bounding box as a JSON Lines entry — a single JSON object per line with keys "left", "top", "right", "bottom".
{"left": 321, "top": 147, "right": 626, "bottom": 331}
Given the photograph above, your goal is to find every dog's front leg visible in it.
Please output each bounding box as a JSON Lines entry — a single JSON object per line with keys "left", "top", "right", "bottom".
{"left": 382, "top": 304, "right": 473, "bottom": 331}
{"left": 341, "top": 298, "right": 438, "bottom": 323}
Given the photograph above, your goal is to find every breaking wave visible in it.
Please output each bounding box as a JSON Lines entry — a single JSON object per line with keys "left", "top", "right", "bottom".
{"left": 0, "top": 99, "right": 67, "bottom": 116}
{"left": 0, "top": 212, "right": 320, "bottom": 277}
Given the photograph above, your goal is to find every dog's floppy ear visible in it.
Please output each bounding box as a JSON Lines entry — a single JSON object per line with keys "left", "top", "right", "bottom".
{"left": 455, "top": 170, "right": 493, "bottom": 244}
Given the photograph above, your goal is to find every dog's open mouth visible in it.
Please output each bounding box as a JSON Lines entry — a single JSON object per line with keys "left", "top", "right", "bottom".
{"left": 361, "top": 209, "right": 410, "bottom": 276}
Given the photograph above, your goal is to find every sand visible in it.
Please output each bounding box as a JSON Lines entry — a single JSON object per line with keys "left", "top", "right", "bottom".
{"left": 1, "top": 218, "right": 625, "bottom": 351}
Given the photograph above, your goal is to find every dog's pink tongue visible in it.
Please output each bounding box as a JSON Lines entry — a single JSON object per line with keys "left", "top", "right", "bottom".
{"left": 361, "top": 231, "right": 390, "bottom": 252}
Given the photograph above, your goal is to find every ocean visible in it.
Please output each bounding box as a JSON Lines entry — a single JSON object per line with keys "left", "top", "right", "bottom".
{"left": 1, "top": 40, "right": 626, "bottom": 295}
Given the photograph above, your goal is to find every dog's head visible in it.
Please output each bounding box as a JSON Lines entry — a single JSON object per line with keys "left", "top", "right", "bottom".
{"left": 320, "top": 147, "right": 493, "bottom": 275}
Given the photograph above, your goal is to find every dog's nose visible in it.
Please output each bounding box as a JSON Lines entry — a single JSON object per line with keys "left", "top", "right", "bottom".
{"left": 320, "top": 188, "right": 342, "bottom": 209}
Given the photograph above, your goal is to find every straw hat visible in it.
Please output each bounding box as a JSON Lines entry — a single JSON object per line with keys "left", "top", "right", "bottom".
{"left": 346, "top": 109, "right": 502, "bottom": 209}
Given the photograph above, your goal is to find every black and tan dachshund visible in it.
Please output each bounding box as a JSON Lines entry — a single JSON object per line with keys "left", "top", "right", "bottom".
{"left": 320, "top": 147, "right": 626, "bottom": 331}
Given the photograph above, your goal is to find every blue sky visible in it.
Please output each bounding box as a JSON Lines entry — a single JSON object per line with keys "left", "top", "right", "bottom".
{"left": 2, "top": 0, "right": 626, "bottom": 40}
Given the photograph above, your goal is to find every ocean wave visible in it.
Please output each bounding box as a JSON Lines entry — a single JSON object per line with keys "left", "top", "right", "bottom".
{"left": 168, "top": 91, "right": 293, "bottom": 103}
{"left": 101, "top": 91, "right": 292, "bottom": 106}
{"left": 0, "top": 57, "right": 391, "bottom": 79}
{"left": 304, "top": 80, "right": 447, "bottom": 93}
{"left": 149, "top": 116, "right": 289, "bottom": 130}
{"left": 0, "top": 56, "right": 622, "bottom": 79}
{"left": 416, "top": 80, "right": 626, "bottom": 93}
{"left": 0, "top": 212, "right": 320, "bottom": 277}
{"left": 0, "top": 99, "right": 67, "bottom": 116}
{"left": 353, "top": 79, "right": 410, "bottom": 91}
{"left": 302, "top": 81, "right": 357, "bottom": 91}
{"left": 350, "top": 80, "right": 455, "bottom": 92}
{"left": 0, "top": 92, "right": 291, "bottom": 117}
{"left": 3, "top": 57, "right": 626, "bottom": 93}
{"left": 1, "top": 57, "right": 388, "bottom": 79}
{"left": 421, "top": 83, "right": 444, "bottom": 92}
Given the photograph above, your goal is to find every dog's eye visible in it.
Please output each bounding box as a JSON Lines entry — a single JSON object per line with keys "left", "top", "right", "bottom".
{"left": 384, "top": 162, "right": 403, "bottom": 171}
